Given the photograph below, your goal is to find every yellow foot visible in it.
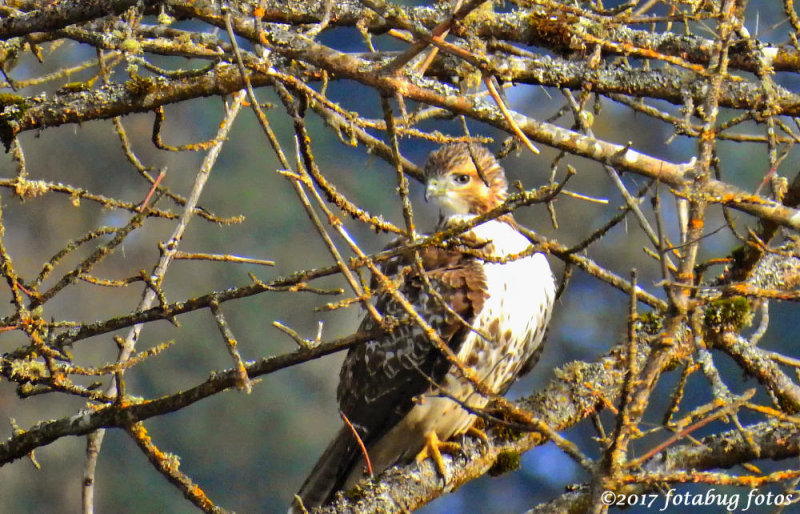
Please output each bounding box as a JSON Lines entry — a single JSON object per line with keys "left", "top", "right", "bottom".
{"left": 416, "top": 432, "right": 461, "bottom": 477}
{"left": 465, "top": 424, "right": 490, "bottom": 446}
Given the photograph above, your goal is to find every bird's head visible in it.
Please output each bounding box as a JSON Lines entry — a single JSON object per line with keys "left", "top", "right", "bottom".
{"left": 423, "top": 143, "right": 508, "bottom": 218}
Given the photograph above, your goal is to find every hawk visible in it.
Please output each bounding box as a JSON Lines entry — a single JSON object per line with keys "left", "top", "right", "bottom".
{"left": 291, "top": 143, "right": 555, "bottom": 511}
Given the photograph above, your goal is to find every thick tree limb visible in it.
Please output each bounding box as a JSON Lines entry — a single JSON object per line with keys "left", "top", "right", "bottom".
{"left": 527, "top": 420, "right": 800, "bottom": 514}
{"left": 259, "top": 28, "right": 800, "bottom": 232}
{"left": 0, "top": 0, "right": 161, "bottom": 39}
{"left": 5, "top": 62, "right": 799, "bottom": 233}
{"left": 176, "top": 0, "right": 800, "bottom": 74}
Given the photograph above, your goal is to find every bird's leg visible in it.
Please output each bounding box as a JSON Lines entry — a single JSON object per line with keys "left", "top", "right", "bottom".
{"left": 415, "top": 431, "right": 461, "bottom": 477}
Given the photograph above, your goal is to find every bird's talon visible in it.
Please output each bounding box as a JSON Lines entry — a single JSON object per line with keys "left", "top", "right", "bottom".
{"left": 416, "top": 432, "right": 461, "bottom": 478}
{"left": 466, "top": 425, "right": 490, "bottom": 446}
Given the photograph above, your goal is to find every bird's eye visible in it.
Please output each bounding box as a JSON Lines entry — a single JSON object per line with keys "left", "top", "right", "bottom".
{"left": 454, "top": 174, "right": 471, "bottom": 184}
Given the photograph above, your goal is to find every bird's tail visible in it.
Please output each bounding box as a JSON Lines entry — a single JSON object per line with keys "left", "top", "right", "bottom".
{"left": 290, "top": 426, "right": 358, "bottom": 513}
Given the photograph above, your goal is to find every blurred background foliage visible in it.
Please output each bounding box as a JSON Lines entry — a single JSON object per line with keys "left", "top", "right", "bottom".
{"left": 1, "top": 0, "right": 799, "bottom": 512}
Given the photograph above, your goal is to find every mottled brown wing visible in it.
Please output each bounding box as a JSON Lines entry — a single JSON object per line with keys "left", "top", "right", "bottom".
{"left": 337, "top": 241, "right": 487, "bottom": 448}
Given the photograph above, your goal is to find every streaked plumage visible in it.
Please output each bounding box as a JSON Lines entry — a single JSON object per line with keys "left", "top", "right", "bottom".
{"left": 292, "top": 144, "right": 555, "bottom": 512}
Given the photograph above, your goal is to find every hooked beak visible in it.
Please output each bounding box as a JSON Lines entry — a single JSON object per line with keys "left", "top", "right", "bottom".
{"left": 425, "top": 179, "right": 446, "bottom": 202}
